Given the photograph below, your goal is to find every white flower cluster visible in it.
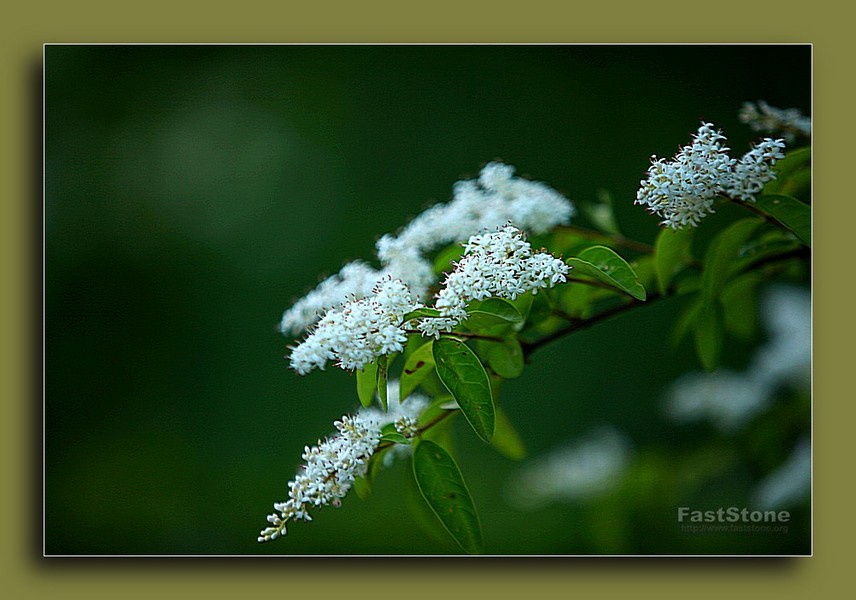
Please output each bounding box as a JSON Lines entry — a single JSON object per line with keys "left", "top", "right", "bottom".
{"left": 288, "top": 277, "right": 419, "bottom": 375}
{"left": 278, "top": 162, "right": 575, "bottom": 336}
{"left": 635, "top": 122, "right": 786, "bottom": 229}
{"left": 258, "top": 412, "right": 380, "bottom": 542}
{"left": 418, "top": 224, "right": 569, "bottom": 338}
{"left": 665, "top": 285, "right": 810, "bottom": 433}
{"left": 289, "top": 225, "right": 569, "bottom": 372}
{"left": 506, "top": 426, "right": 631, "bottom": 509}
{"left": 739, "top": 100, "right": 811, "bottom": 144}
{"left": 278, "top": 262, "right": 383, "bottom": 340}
{"left": 258, "top": 383, "right": 428, "bottom": 542}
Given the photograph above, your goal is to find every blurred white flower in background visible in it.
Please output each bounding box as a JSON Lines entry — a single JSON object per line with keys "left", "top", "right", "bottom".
{"left": 665, "top": 285, "right": 810, "bottom": 433}
{"left": 279, "top": 161, "right": 575, "bottom": 335}
{"left": 739, "top": 100, "right": 812, "bottom": 144}
{"left": 506, "top": 426, "right": 632, "bottom": 509}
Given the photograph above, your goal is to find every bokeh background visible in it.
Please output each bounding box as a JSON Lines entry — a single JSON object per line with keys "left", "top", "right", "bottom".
{"left": 45, "top": 44, "right": 811, "bottom": 555}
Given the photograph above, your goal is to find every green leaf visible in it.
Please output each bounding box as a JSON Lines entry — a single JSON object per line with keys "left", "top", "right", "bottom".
{"left": 655, "top": 227, "right": 695, "bottom": 296}
{"left": 477, "top": 337, "right": 524, "bottom": 379}
{"left": 353, "top": 475, "right": 372, "bottom": 500}
{"left": 399, "top": 340, "right": 436, "bottom": 402}
{"left": 491, "top": 406, "right": 527, "bottom": 460}
{"left": 721, "top": 272, "right": 762, "bottom": 341}
{"left": 671, "top": 297, "right": 703, "bottom": 349}
{"left": 432, "top": 337, "right": 495, "bottom": 443}
{"left": 694, "top": 302, "right": 725, "bottom": 371}
{"left": 403, "top": 307, "right": 443, "bottom": 322}
{"left": 702, "top": 217, "right": 763, "bottom": 304}
{"left": 433, "top": 243, "right": 466, "bottom": 275}
{"left": 379, "top": 422, "right": 412, "bottom": 445}
{"left": 765, "top": 147, "right": 811, "bottom": 195}
{"left": 412, "top": 440, "right": 483, "bottom": 554}
{"left": 508, "top": 292, "right": 536, "bottom": 322}
{"left": 380, "top": 432, "right": 411, "bottom": 445}
{"left": 376, "top": 355, "right": 389, "bottom": 412}
{"left": 356, "top": 362, "right": 378, "bottom": 409}
{"left": 566, "top": 245, "right": 647, "bottom": 301}
{"left": 465, "top": 298, "right": 524, "bottom": 330}
{"left": 755, "top": 194, "right": 811, "bottom": 246}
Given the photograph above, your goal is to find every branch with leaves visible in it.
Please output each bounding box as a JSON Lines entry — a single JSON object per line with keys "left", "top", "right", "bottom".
{"left": 257, "top": 111, "right": 811, "bottom": 553}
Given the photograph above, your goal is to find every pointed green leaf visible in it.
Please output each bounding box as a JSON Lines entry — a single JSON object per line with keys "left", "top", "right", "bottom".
{"left": 491, "top": 406, "right": 527, "bottom": 460}
{"left": 477, "top": 337, "right": 524, "bottom": 379}
{"left": 433, "top": 243, "right": 466, "bottom": 275}
{"left": 379, "top": 422, "right": 412, "bottom": 445}
{"left": 765, "top": 147, "right": 811, "bottom": 195}
{"left": 655, "top": 227, "right": 695, "bottom": 296}
{"left": 721, "top": 272, "right": 762, "bottom": 340}
{"left": 671, "top": 297, "right": 703, "bottom": 349}
{"left": 702, "top": 217, "right": 763, "bottom": 304}
{"left": 353, "top": 475, "right": 372, "bottom": 500}
{"left": 566, "top": 245, "right": 647, "bottom": 301}
{"left": 432, "top": 337, "right": 495, "bottom": 443}
{"left": 403, "top": 307, "right": 443, "bottom": 322}
{"left": 755, "top": 194, "right": 811, "bottom": 246}
{"left": 376, "top": 355, "right": 389, "bottom": 412}
{"left": 508, "top": 292, "right": 536, "bottom": 323}
{"left": 465, "top": 297, "right": 524, "bottom": 331}
{"left": 412, "top": 440, "right": 483, "bottom": 554}
{"left": 694, "top": 302, "right": 725, "bottom": 371}
{"left": 380, "top": 432, "right": 412, "bottom": 445}
{"left": 356, "top": 362, "right": 378, "bottom": 409}
{"left": 400, "top": 340, "right": 435, "bottom": 402}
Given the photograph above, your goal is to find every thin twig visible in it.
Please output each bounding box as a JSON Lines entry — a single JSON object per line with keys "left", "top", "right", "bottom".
{"left": 554, "top": 225, "right": 655, "bottom": 254}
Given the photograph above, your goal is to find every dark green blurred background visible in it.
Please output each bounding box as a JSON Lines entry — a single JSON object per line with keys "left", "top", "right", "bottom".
{"left": 45, "top": 45, "right": 811, "bottom": 555}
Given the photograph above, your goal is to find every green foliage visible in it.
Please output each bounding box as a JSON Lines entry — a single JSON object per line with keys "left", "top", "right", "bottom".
{"left": 490, "top": 406, "right": 527, "bottom": 460}
{"left": 755, "top": 194, "right": 811, "bottom": 246}
{"left": 701, "top": 218, "right": 763, "bottom": 305}
{"left": 655, "top": 227, "right": 695, "bottom": 296}
{"left": 477, "top": 337, "right": 524, "bottom": 379}
{"left": 399, "top": 340, "right": 436, "bottom": 401}
{"left": 694, "top": 302, "right": 726, "bottom": 371}
{"left": 376, "top": 354, "right": 389, "bottom": 412}
{"left": 432, "top": 337, "right": 495, "bottom": 443}
{"left": 721, "top": 272, "right": 762, "bottom": 340}
{"left": 566, "top": 245, "right": 647, "bottom": 301}
{"left": 356, "top": 362, "right": 379, "bottom": 409}
{"left": 465, "top": 298, "right": 524, "bottom": 330}
{"left": 403, "top": 307, "right": 443, "bottom": 321}
{"left": 412, "top": 440, "right": 483, "bottom": 554}
{"left": 765, "top": 146, "right": 811, "bottom": 198}
{"left": 433, "top": 243, "right": 466, "bottom": 275}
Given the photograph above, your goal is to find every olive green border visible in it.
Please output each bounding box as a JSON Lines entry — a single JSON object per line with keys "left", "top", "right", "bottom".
{"left": 4, "top": 2, "right": 843, "bottom": 598}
